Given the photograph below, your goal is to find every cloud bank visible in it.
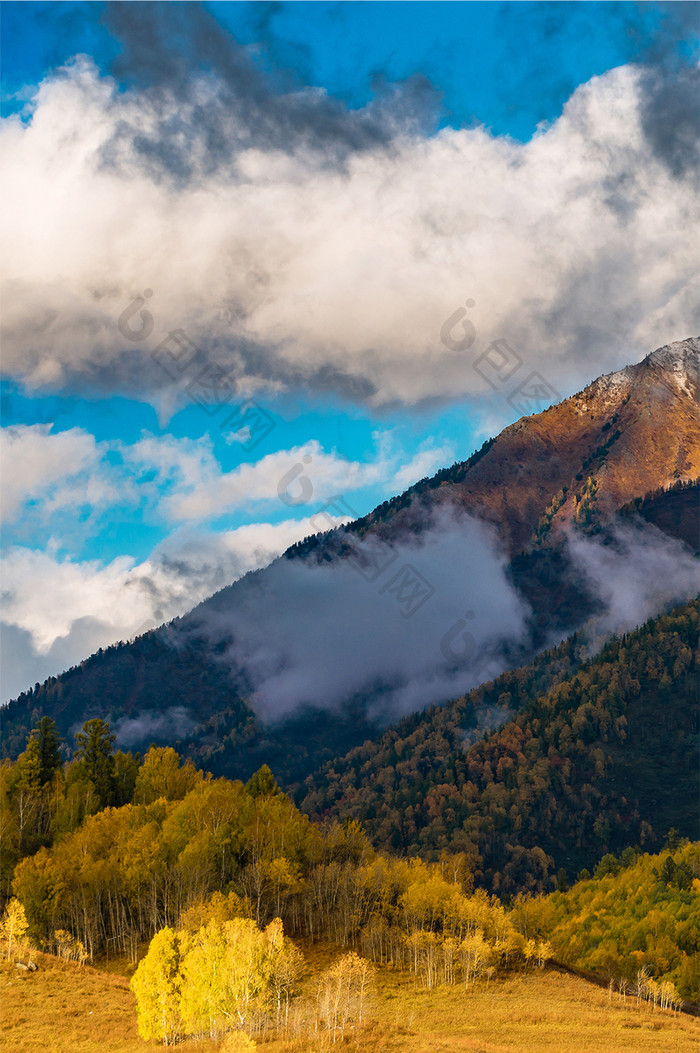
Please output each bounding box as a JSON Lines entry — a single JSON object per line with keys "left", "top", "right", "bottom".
{"left": 0, "top": 517, "right": 319, "bottom": 702}
{"left": 191, "top": 509, "right": 533, "bottom": 723}
{"left": 2, "top": 47, "right": 698, "bottom": 408}
{"left": 0, "top": 417, "right": 451, "bottom": 701}
{"left": 566, "top": 520, "right": 700, "bottom": 647}
{"left": 181, "top": 511, "right": 699, "bottom": 727}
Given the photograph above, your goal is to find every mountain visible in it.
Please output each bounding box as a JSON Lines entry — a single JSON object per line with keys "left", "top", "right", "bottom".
{"left": 315, "top": 335, "right": 699, "bottom": 555}
{"left": 301, "top": 598, "right": 699, "bottom": 893}
{"left": 2, "top": 338, "right": 698, "bottom": 783}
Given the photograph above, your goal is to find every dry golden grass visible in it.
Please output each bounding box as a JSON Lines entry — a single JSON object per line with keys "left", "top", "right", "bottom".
{"left": 262, "top": 956, "right": 700, "bottom": 1053}
{"left": 2, "top": 949, "right": 698, "bottom": 1053}
{"left": 0, "top": 952, "right": 207, "bottom": 1053}
{"left": 330, "top": 966, "right": 700, "bottom": 1053}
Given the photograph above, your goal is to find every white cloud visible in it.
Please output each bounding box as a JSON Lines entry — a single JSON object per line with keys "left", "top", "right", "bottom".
{"left": 0, "top": 424, "right": 117, "bottom": 524}
{"left": 124, "top": 432, "right": 452, "bottom": 522}
{"left": 1, "top": 548, "right": 140, "bottom": 653}
{"left": 0, "top": 420, "right": 450, "bottom": 699}
{"left": 0, "top": 516, "right": 323, "bottom": 701}
{"left": 2, "top": 59, "right": 698, "bottom": 409}
{"left": 566, "top": 521, "right": 700, "bottom": 647}
{"left": 3, "top": 419, "right": 444, "bottom": 534}
{"left": 195, "top": 508, "right": 531, "bottom": 723}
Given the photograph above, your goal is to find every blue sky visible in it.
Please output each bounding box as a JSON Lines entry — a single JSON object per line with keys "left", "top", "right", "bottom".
{"left": 1, "top": 2, "right": 686, "bottom": 132}
{"left": 1, "top": 1, "right": 698, "bottom": 700}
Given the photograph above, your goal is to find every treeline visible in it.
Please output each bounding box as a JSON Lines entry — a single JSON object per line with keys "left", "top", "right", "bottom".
{"left": 544, "top": 841, "right": 700, "bottom": 1003}
{"left": 7, "top": 737, "right": 536, "bottom": 986}
{"left": 0, "top": 717, "right": 203, "bottom": 898}
{"left": 0, "top": 628, "right": 257, "bottom": 768}
{"left": 618, "top": 478, "right": 700, "bottom": 552}
{"left": 129, "top": 838, "right": 700, "bottom": 1047}
{"left": 619, "top": 477, "right": 699, "bottom": 516}
{"left": 284, "top": 437, "right": 497, "bottom": 561}
{"left": 302, "top": 599, "right": 699, "bottom": 892}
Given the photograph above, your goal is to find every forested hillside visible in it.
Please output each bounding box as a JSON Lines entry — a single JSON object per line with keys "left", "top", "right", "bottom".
{"left": 302, "top": 599, "right": 700, "bottom": 890}
{"left": 545, "top": 841, "right": 700, "bottom": 1003}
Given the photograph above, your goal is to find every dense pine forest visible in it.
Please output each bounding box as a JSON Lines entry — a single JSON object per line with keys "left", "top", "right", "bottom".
{"left": 302, "top": 599, "right": 699, "bottom": 889}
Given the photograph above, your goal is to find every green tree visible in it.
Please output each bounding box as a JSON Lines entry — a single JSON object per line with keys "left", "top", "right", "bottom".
{"left": 245, "top": 765, "right": 280, "bottom": 800}
{"left": 660, "top": 855, "right": 676, "bottom": 885}
{"left": 34, "top": 716, "right": 62, "bottom": 785}
{"left": 14, "top": 735, "right": 42, "bottom": 790}
{"left": 113, "top": 750, "right": 141, "bottom": 806}
{"left": 74, "top": 719, "right": 116, "bottom": 807}
{"left": 9, "top": 736, "right": 42, "bottom": 849}
{"left": 131, "top": 926, "right": 185, "bottom": 1045}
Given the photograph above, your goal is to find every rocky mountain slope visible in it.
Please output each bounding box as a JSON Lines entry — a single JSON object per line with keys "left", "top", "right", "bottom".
{"left": 320, "top": 336, "right": 699, "bottom": 555}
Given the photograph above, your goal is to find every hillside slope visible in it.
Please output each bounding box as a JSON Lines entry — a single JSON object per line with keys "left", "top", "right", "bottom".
{"left": 301, "top": 598, "right": 700, "bottom": 891}
{"left": 321, "top": 336, "right": 700, "bottom": 555}
{"left": 3, "top": 951, "right": 698, "bottom": 1053}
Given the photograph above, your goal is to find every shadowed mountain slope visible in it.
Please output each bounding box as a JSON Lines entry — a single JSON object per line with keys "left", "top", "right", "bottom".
{"left": 301, "top": 598, "right": 700, "bottom": 893}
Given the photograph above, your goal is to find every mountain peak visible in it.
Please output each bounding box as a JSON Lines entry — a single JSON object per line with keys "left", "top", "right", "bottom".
{"left": 643, "top": 336, "right": 700, "bottom": 398}
{"left": 577, "top": 336, "right": 699, "bottom": 411}
{"left": 2, "top": 337, "right": 698, "bottom": 780}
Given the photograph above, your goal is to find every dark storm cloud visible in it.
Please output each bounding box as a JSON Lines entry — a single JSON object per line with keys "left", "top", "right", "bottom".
{"left": 638, "top": 65, "right": 700, "bottom": 182}
{"left": 100, "top": 1, "right": 439, "bottom": 186}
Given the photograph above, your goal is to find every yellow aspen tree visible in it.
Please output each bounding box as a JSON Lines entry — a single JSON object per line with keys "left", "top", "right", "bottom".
{"left": 180, "top": 917, "right": 281, "bottom": 1038}
{"left": 179, "top": 921, "right": 230, "bottom": 1038}
{"left": 1, "top": 898, "right": 28, "bottom": 958}
{"left": 523, "top": 937, "right": 537, "bottom": 969}
{"left": 130, "top": 927, "right": 185, "bottom": 1046}
{"left": 316, "top": 951, "right": 375, "bottom": 1040}
{"left": 264, "top": 918, "right": 303, "bottom": 1029}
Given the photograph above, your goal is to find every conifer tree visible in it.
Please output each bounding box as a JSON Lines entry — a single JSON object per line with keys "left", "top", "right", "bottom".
{"left": 74, "top": 719, "right": 116, "bottom": 807}
{"left": 245, "top": 765, "right": 279, "bottom": 799}
{"left": 35, "top": 717, "right": 62, "bottom": 785}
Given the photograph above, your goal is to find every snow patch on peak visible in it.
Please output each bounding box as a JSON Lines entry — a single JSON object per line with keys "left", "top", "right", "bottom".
{"left": 572, "top": 336, "right": 699, "bottom": 414}
{"left": 573, "top": 362, "right": 635, "bottom": 414}
{"left": 644, "top": 337, "right": 700, "bottom": 399}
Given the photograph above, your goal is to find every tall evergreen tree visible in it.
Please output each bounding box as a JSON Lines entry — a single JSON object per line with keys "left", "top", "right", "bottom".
{"left": 74, "top": 719, "right": 116, "bottom": 807}
{"left": 34, "top": 716, "right": 62, "bottom": 785}
{"left": 245, "top": 764, "right": 280, "bottom": 799}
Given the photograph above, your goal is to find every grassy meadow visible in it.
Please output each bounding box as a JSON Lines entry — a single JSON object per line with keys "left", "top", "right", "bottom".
{"left": 2, "top": 947, "right": 698, "bottom": 1053}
